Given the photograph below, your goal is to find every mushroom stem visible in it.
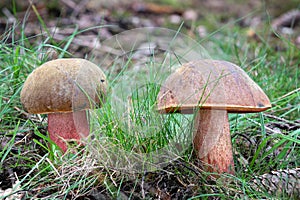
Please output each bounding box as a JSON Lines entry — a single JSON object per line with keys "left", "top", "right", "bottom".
{"left": 193, "top": 109, "right": 234, "bottom": 174}
{"left": 48, "top": 110, "right": 89, "bottom": 152}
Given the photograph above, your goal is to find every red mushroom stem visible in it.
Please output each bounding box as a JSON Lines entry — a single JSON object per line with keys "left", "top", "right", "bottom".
{"left": 48, "top": 110, "right": 89, "bottom": 152}
{"left": 193, "top": 109, "right": 235, "bottom": 174}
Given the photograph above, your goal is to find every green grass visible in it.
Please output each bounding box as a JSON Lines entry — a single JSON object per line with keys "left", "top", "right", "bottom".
{"left": 0, "top": 6, "right": 299, "bottom": 200}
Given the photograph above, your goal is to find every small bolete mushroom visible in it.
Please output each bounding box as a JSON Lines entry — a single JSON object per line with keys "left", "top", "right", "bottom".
{"left": 21, "top": 58, "right": 107, "bottom": 152}
{"left": 157, "top": 60, "right": 271, "bottom": 174}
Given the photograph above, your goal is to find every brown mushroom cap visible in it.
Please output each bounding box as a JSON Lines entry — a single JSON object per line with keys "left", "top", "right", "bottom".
{"left": 157, "top": 60, "right": 271, "bottom": 113}
{"left": 21, "top": 58, "right": 107, "bottom": 114}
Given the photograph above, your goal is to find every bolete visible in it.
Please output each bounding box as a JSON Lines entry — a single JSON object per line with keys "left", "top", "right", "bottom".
{"left": 21, "top": 58, "right": 107, "bottom": 152}
{"left": 157, "top": 60, "right": 271, "bottom": 174}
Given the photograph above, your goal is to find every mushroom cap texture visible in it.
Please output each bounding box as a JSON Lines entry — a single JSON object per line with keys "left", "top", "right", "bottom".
{"left": 157, "top": 60, "right": 271, "bottom": 113}
{"left": 21, "top": 58, "right": 107, "bottom": 114}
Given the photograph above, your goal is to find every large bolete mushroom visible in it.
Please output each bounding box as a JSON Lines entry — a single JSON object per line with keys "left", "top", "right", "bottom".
{"left": 21, "top": 58, "right": 107, "bottom": 152}
{"left": 157, "top": 60, "right": 271, "bottom": 174}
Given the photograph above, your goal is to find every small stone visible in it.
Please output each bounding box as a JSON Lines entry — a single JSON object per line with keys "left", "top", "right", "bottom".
{"left": 183, "top": 9, "right": 198, "bottom": 21}
{"left": 197, "top": 25, "right": 207, "bottom": 38}
{"left": 169, "top": 14, "right": 181, "bottom": 24}
{"left": 281, "top": 27, "right": 294, "bottom": 35}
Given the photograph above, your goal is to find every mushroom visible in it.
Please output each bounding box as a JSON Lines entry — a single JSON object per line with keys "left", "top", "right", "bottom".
{"left": 157, "top": 60, "right": 271, "bottom": 174}
{"left": 21, "top": 58, "right": 107, "bottom": 152}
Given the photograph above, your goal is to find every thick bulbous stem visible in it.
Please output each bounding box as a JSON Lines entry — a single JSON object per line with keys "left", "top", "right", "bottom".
{"left": 193, "top": 109, "right": 234, "bottom": 174}
{"left": 48, "top": 110, "right": 89, "bottom": 152}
